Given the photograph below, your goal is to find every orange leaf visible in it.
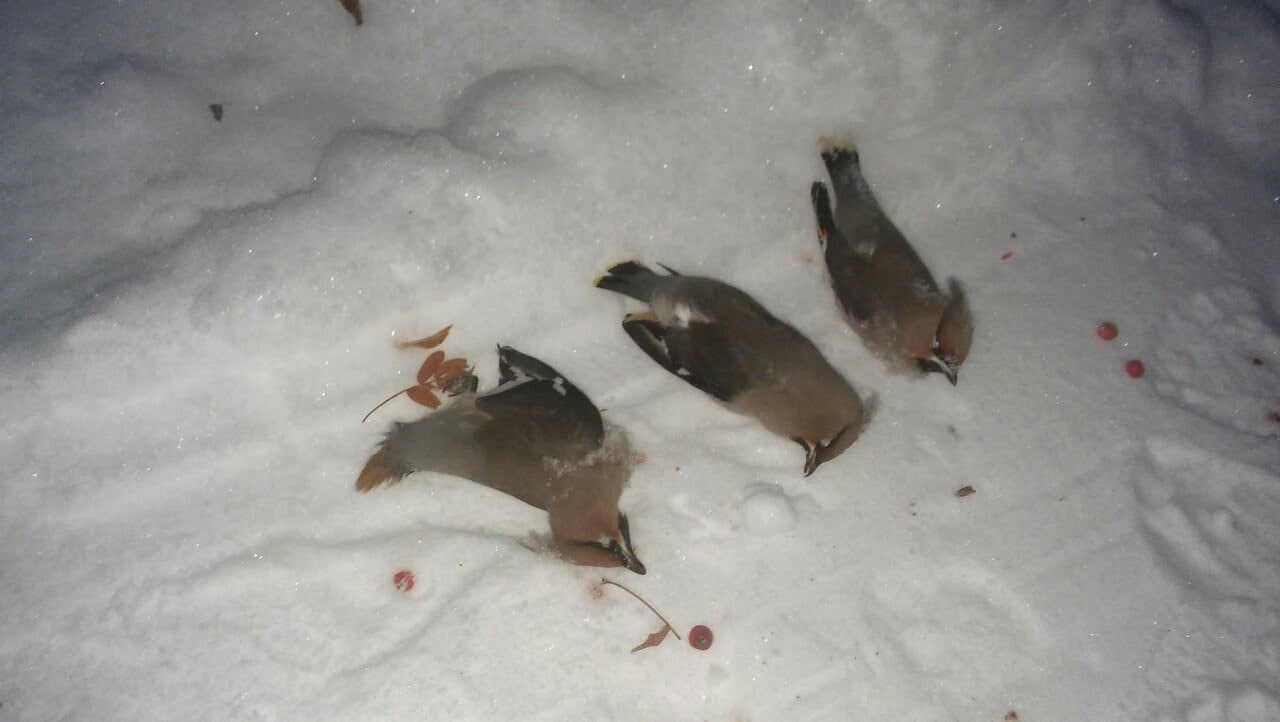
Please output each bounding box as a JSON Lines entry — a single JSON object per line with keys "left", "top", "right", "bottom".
{"left": 355, "top": 449, "right": 403, "bottom": 492}
{"left": 631, "top": 624, "right": 673, "bottom": 653}
{"left": 406, "top": 385, "right": 441, "bottom": 408}
{"left": 432, "top": 358, "right": 469, "bottom": 385}
{"left": 416, "top": 351, "right": 445, "bottom": 385}
{"left": 397, "top": 325, "right": 452, "bottom": 351}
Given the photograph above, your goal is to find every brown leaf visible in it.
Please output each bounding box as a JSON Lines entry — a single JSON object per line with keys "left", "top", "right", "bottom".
{"left": 416, "top": 350, "right": 446, "bottom": 385}
{"left": 338, "top": 0, "right": 363, "bottom": 24}
{"left": 955, "top": 485, "right": 976, "bottom": 497}
{"left": 397, "top": 325, "right": 452, "bottom": 351}
{"left": 355, "top": 449, "right": 403, "bottom": 491}
{"left": 432, "top": 358, "right": 469, "bottom": 384}
{"left": 630, "top": 624, "right": 672, "bottom": 653}
{"left": 406, "top": 385, "right": 441, "bottom": 408}
{"left": 209, "top": 103, "right": 223, "bottom": 121}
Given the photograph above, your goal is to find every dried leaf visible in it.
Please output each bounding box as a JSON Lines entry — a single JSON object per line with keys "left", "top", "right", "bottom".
{"left": 355, "top": 449, "right": 403, "bottom": 491}
{"left": 416, "top": 350, "right": 446, "bottom": 385}
{"left": 631, "top": 624, "right": 672, "bottom": 653}
{"left": 338, "top": 0, "right": 363, "bottom": 25}
{"left": 955, "top": 485, "right": 976, "bottom": 497}
{"left": 397, "top": 325, "right": 452, "bottom": 351}
{"left": 406, "top": 385, "right": 441, "bottom": 408}
{"left": 600, "top": 578, "right": 682, "bottom": 652}
{"left": 432, "top": 358, "right": 469, "bottom": 384}
{"left": 209, "top": 103, "right": 223, "bottom": 121}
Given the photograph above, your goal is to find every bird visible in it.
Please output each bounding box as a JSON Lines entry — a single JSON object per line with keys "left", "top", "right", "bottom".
{"left": 355, "top": 345, "right": 646, "bottom": 574}
{"left": 594, "top": 261, "right": 869, "bottom": 476}
{"left": 810, "top": 138, "right": 974, "bottom": 384}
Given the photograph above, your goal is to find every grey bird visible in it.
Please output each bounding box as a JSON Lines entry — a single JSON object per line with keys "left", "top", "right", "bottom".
{"left": 811, "top": 138, "right": 974, "bottom": 384}
{"left": 594, "top": 261, "right": 868, "bottom": 476}
{"left": 356, "top": 345, "right": 646, "bottom": 573}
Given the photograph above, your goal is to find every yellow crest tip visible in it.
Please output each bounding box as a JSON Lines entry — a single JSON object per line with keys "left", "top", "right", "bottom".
{"left": 818, "top": 136, "right": 858, "bottom": 153}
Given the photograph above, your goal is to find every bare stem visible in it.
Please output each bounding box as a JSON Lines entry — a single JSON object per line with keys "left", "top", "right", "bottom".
{"left": 361, "top": 387, "right": 411, "bottom": 423}
{"left": 601, "top": 578, "right": 682, "bottom": 640}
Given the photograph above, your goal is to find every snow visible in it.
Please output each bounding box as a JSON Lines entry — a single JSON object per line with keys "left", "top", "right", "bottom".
{"left": 2, "top": 0, "right": 1279, "bottom": 719}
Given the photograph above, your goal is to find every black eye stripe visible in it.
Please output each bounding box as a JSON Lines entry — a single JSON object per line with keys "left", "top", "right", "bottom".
{"left": 618, "top": 513, "right": 632, "bottom": 547}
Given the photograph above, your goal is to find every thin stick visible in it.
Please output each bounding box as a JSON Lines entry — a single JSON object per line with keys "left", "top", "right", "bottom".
{"left": 601, "top": 578, "right": 682, "bottom": 640}
{"left": 361, "top": 387, "right": 411, "bottom": 423}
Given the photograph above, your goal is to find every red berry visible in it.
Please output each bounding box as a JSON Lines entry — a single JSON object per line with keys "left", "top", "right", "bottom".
{"left": 393, "top": 569, "right": 415, "bottom": 592}
{"left": 688, "top": 625, "right": 713, "bottom": 650}
{"left": 1125, "top": 359, "right": 1144, "bottom": 378}
{"left": 1000, "top": 251, "right": 1013, "bottom": 260}
{"left": 1096, "top": 322, "right": 1118, "bottom": 341}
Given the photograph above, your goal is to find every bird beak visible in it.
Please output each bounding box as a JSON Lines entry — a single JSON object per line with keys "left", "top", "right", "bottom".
{"left": 612, "top": 541, "right": 646, "bottom": 575}
{"left": 620, "top": 551, "right": 647, "bottom": 575}
{"left": 943, "top": 364, "right": 959, "bottom": 386}
{"left": 802, "top": 441, "right": 821, "bottom": 477}
{"left": 919, "top": 353, "right": 959, "bottom": 385}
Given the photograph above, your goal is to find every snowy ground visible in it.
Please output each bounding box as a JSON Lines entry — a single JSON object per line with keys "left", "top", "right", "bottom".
{"left": 3, "top": 0, "right": 1279, "bottom": 719}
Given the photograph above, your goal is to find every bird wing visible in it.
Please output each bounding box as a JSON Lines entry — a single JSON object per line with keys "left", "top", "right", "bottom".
{"left": 662, "top": 322, "right": 753, "bottom": 402}
{"left": 825, "top": 247, "right": 878, "bottom": 323}
{"left": 623, "top": 311, "right": 749, "bottom": 402}
{"left": 474, "top": 378, "right": 605, "bottom": 461}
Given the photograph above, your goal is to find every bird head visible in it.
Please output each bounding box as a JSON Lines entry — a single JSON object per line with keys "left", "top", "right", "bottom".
{"left": 915, "top": 278, "right": 973, "bottom": 385}
{"left": 795, "top": 414, "right": 868, "bottom": 477}
{"left": 791, "top": 386, "right": 870, "bottom": 477}
{"left": 578, "top": 512, "right": 646, "bottom": 574}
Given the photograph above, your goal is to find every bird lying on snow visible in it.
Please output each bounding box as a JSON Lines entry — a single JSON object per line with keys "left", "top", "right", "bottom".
{"left": 811, "top": 138, "right": 974, "bottom": 384}
{"left": 594, "top": 261, "right": 869, "bottom": 477}
{"left": 356, "top": 345, "right": 646, "bottom": 574}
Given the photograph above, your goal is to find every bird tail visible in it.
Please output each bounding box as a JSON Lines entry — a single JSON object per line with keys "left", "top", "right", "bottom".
{"left": 817, "top": 136, "right": 881, "bottom": 215}
{"left": 593, "top": 260, "right": 663, "bottom": 303}
{"left": 818, "top": 136, "right": 860, "bottom": 170}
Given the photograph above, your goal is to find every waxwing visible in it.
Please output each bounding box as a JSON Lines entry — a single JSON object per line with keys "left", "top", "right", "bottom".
{"left": 811, "top": 138, "right": 974, "bottom": 384}
{"left": 356, "top": 345, "right": 646, "bottom": 573}
{"left": 594, "top": 261, "right": 868, "bottom": 476}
